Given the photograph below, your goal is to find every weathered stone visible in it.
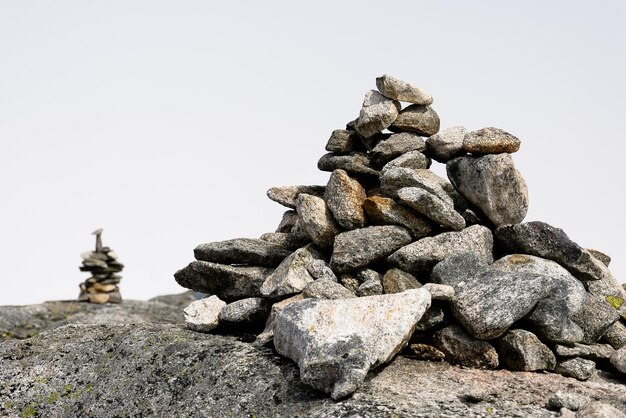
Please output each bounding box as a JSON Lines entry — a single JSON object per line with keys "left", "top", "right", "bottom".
{"left": 325, "top": 129, "right": 361, "bottom": 153}
{"left": 267, "top": 185, "right": 325, "bottom": 209}
{"left": 547, "top": 391, "right": 589, "bottom": 411}
{"left": 447, "top": 153, "right": 528, "bottom": 226}
{"left": 463, "top": 127, "right": 521, "bottom": 154}
{"left": 382, "top": 268, "right": 422, "bottom": 294}
{"left": 324, "top": 169, "right": 366, "bottom": 230}
{"left": 461, "top": 209, "right": 483, "bottom": 227}
{"left": 388, "top": 225, "right": 493, "bottom": 273}
{"left": 576, "top": 401, "right": 626, "bottom": 418}
{"left": 174, "top": 261, "right": 271, "bottom": 301}
{"left": 259, "top": 232, "right": 310, "bottom": 251}
{"left": 425, "top": 126, "right": 467, "bottom": 163}
{"left": 603, "top": 321, "right": 626, "bottom": 349}
{"left": 302, "top": 279, "right": 356, "bottom": 300}
{"left": 273, "top": 288, "right": 431, "bottom": 399}
{"left": 422, "top": 283, "right": 454, "bottom": 301}
{"left": 414, "top": 304, "right": 446, "bottom": 331}
{"left": 255, "top": 294, "right": 304, "bottom": 346}
{"left": 355, "top": 269, "right": 382, "bottom": 284}
{"left": 497, "top": 329, "right": 556, "bottom": 371}
{"left": 355, "top": 90, "right": 400, "bottom": 138}
{"left": 276, "top": 210, "right": 298, "bottom": 233}
{"left": 571, "top": 293, "right": 620, "bottom": 344}
{"left": 555, "top": 358, "right": 596, "bottom": 381}
{"left": 318, "top": 152, "right": 379, "bottom": 177}
{"left": 357, "top": 278, "right": 383, "bottom": 297}
{"left": 295, "top": 194, "right": 342, "bottom": 249}
{"left": 432, "top": 325, "right": 499, "bottom": 369}
{"left": 610, "top": 346, "right": 626, "bottom": 373}
{"left": 380, "top": 167, "right": 453, "bottom": 206}
{"left": 381, "top": 150, "right": 431, "bottom": 173}
{"left": 330, "top": 226, "right": 412, "bottom": 273}
{"left": 306, "top": 259, "right": 338, "bottom": 282}
{"left": 219, "top": 297, "right": 271, "bottom": 327}
{"left": 375, "top": 74, "right": 433, "bottom": 105}
{"left": 260, "top": 245, "right": 324, "bottom": 299}
{"left": 363, "top": 195, "right": 432, "bottom": 239}
{"left": 430, "top": 252, "right": 490, "bottom": 288}
{"left": 370, "top": 132, "right": 426, "bottom": 166}
{"left": 339, "top": 274, "right": 360, "bottom": 294}
{"left": 409, "top": 344, "right": 445, "bottom": 361}
{"left": 397, "top": 187, "right": 465, "bottom": 230}
{"left": 194, "top": 238, "right": 292, "bottom": 267}
{"left": 585, "top": 269, "right": 626, "bottom": 317}
{"left": 183, "top": 296, "right": 226, "bottom": 332}
{"left": 389, "top": 105, "right": 440, "bottom": 137}
{"left": 555, "top": 343, "right": 614, "bottom": 361}
{"left": 587, "top": 248, "right": 611, "bottom": 267}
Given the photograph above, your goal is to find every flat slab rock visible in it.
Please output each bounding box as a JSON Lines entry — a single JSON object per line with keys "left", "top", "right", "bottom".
{"left": 194, "top": 238, "right": 292, "bottom": 267}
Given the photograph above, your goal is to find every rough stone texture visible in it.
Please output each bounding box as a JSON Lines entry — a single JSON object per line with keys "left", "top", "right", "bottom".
{"left": 219, "top": 297, "right": 271, "bottom": 326}
{"left": 447, "top": 153, "right": 529, "bottom": 227}
{"left": 430, "top": 252, "right": 490, "bottom": 288}
{"left": 255, "top": 294, "right": 304, "bottom": 346}
{"left": 259, "top": 231, "right": 311, "bottom": 251}
{"left": 261, "top": 245, "right": 323, "bottom": 299}
{"left": 330, "top": 226, "right": 412, "bottom": 273}
{"left": 339, "top": 274, "right": 360, "bottom": 294}
{"left": 3, "top": 323, "right": 626, "bottom": 417}
{"left": 382, "top": 268, "right": 422, "bottom": 294}
{"left": 611, "top": 346, "right": 626, "bottom": 374}
{"left": 397, "top": 187, "right": 465, "bottom": 230}
{"left": 547, "top": 391, "right": 589, "bottom": 411}
{"left": 463, "top": 127, "right": 521, "bottom": 154}
{"left": 370, "top": 132, "right": 426, "bottom": 166}
{"left": 267, "top": 185, "right": 325, "bottom": 209}
{"left": 571, "top": 293, "right": 620, "bottom": 344}
{"left": 355, "top": 90, "right": 400, "bottom": 138}
{"left": 425, "top": 126, "right": 467, "bottom": 163}
{"left": 422, "top": 283, "right": 454, "bottom": 301}
{"left": 363, "top": 195, "right": 432, "bottom": 239}
{"left": 604, "top": 321, "right": 626, "bottom": 349}
{"left": 387, "top": 225, "right": 494, "bottom": 273}
{"left": 296, "top": 194, "right": 342, "bottom": 249}
{"left": 325, "top": 129, "right": 361, "bottom": 153}
{"left": 380, "top": 150, "right": 431, "bottom": 173}
{"left": 375, "top": 74, "right": 433, "bottom": 105}
{"left": 183, "top": 296, "right": 225, "bottom": 332}
{"left": 273, "top": 289, "right": 432, "bottom": 399}
{"left": 355, "top": 269, "right": 382, "bottom": 284}
{"left": 357, "top": 278, "right": 383, "bottom": 297}
{"left": 587, "top": 248, "right": 611, "bottom": 267}
{"left": 317, "top": 152, "right": 379, "bottom": 177}
{"left": 555, "top": 343, "right": 615, "bottom": 361}
{"left": 497, "top": 329, "right": 556, "bottom": 371}
{"left": 276, "top": 210, "right": 298, "bottom": 233}
{"left": 389, "top": 105, "right": 440, "bottom": 137}
{"left": 174, "top": 261, "right": 271, "bottom": 301}
{"left": 194, "top": 238, "right": 292, "bottom": 267}
{"left": 302, "top": 279, "right": 356, "bottom": 300}
{"left": 306, "top": 259, "right": 338, "bottom": 282}
{"left": 324, "top": 169, "right": 367, "bottom": 230}
{"left": 413, "top": 304, "right": 446, "bottom": 331}
{"left": 576, "top": 401, "right": 626, "bottom": 418}
{"left": 380, "top": 167, "right": 453, "bottom": 206}
{"left": 555, "top": 358, "right": 596, "bottom": 381}
{"left": 432, "top": 325, "right": 499, "bottom": 369}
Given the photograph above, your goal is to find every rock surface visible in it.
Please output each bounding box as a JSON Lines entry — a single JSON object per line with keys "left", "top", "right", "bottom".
{"left": 296, "top": 194, "right": 342, "bottom": 249}
{"left": 261, "top": 245, "right": 323, "bottom": 298}
{"left": 267, "top": 185, "right": 325, "bottom": 209}
{"left": 497, "top": 329, "right": 556, "bottom": 371}
{"left": 375, "top": 74, "right": 433, "bottom": 105}
{"left": 463, "top": 127, "right": 521, "bottom": 154}
{"left": 183, "top": 296, "right": 225, "bottom": 332}
{"left": 355, "top": 90, "right": 400, "bottom": 138}
{"left": 363, "top": 195, "right": 432, "bottom": 239}
{"left": 370, "top": 132, "right": 426, "bottom": 166}
{"left": 397, "top": 187, "right": 465, "bottom": 230}
{"left": 432, "top": 325, "right": 499, "bottom": 369}
{"left": 194, "top": 238, "right": 292, "bottom": 267}
{"left": 324, "top": 169, "right": 367, "bottom": 230}
{"left": 425, "top": 126, "right": 466, "bottom": 162}
{"left": 302, "top": 279, "right": 356, "bottom": 300}
{"left": 389, "top": 105, "right": 440, "bottom": 136}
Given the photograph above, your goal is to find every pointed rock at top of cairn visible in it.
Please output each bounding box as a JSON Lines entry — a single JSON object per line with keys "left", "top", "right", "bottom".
{"left": 78, "top": 229, "right": 124, "bottom": 304}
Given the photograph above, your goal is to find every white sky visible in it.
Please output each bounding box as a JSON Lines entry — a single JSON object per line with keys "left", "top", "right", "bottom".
{"left": 1, "top": 1, "right": 625, "bottom": 305}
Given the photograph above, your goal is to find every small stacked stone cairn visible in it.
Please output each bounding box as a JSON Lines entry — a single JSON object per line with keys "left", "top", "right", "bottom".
{"left": 78, "top": 229, "right": 124, "bottom": 304}
{"left": 175, "top": 74, "right": 626, "bottom": 401}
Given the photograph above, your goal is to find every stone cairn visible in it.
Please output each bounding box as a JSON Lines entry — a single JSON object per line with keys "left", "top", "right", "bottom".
{"left": 78, "top": 229, "right": 124, "bottom": 304}
{"left": 175, "top": 74, "right": 626, "bottom": 400}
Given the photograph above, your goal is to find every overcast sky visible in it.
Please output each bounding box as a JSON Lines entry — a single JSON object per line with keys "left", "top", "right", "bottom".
{"left": 1, "top": 1, "right": 624, "bottom": 305}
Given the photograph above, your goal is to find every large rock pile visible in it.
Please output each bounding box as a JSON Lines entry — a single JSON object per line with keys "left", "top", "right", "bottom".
{"left": 78, "top": 229, "right": 124, "bottom": 304}
{"left": 175, "top": 74, "right": 626, "bottom": 401}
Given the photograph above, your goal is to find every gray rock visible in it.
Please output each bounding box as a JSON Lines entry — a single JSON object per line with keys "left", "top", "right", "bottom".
{"left": 571, "top": 293, "right": 620, "bottom": 344}
{"left": 363, "top": 195, "right": 432, "bottom": 239}
{"left": 397, "top": 187, "right": 465, "bottom": 230}
{"left": 389, "top": 105, "right": 440, "bottom": 137}
{"left": 414, "top": 304, "right": 446, "bottom": 331}
{"left": 295, "top": 194, "right": 342, "bottom": 249}
{"left": 461, "top": 209, "right": 483, "bottom": 227}
{"left": 324, "top": 169, "right": 367, "bottom": 230}
{"left": 430, "top": 252, "right": 490, "bottom": 288}
{"left": 355, "top": 269, "right": 382, "bottom": 284}
{"left": 194, "top": 238, "right": 292, "bottom": 267}
{"left": 447, "top": 153, "right": 528, "bottom": 226}
{"left": 603, "top": 321, "right": 626, "bottom": 349}
{"left": 370, "top": 132, "right": 426, "bottom": 166}
{"left": 357, "top": 278, "right": 383, "bottom": 297}
{"left": 576, "top": 401, "right": 626, "bottom": 418}
{"left": 422, "top": 283, "right": 454, "bottom": 301}
{"left": 339, "top": 274, "right": 360, "bottom": 294}
{"left": 148, "top": 290, "right": 199, "bottom": 309}
{"left": 318, "top": 152, "right": 379, "bottom": 177}
{"left": 555, "top": 358, "right": 596, "bottom": 381}
{"left": 174, "top": 261, "right": 271, "bottom": 301}
{"left": 267, "top": 185, "right": 325, "bottom": 209}
{"left": 219, "top": 297, "right": 271, "bottom": 326}
{"left": 585, "top": 268, "right": 626, "bottom": 317}
{"left": 273, "top": 288, "right": 432, "bottom": 399}
{"left": 382, "top": 268, "right": 422, "bottom": 294}
{"left": 380, "top": 167, "right": 453, "bottom": 206}
{"left": 183, "top": 296, "right": 226, "bottom": 332}
{"left": 432, "top": 325, "right": 499, "bottom": 369}
{"left": 547, "top": 391, "right": 589, "bottom": 411}
{"left": 388, "top": 225, "right": 493, "bottom": 273}
{"left": 381, "top": 150, "right": 431, "bottom": 173}
{"left": 555, "top": 343, "right": 614, "bottom": 361}
{"left": 276, "top": 210, "right": 298, "bottom": 233}
{"left": 610, "top": 346, "right": 626, "bottom": 373}
{"left": 259, "top": 232, "right": 310, "bottom": 251}
{"left": 330, "top": 226, "right": 412, "bottom": 273}
{"left": 463, "top": 127, "right": 521, "bottom": 154}
{"left": 306, "top": 259, "right": 338, "bottom": 282}
{"left": 255, "top": 294, "right": 304, "bottom": 346}
{"left": 355, "top": 90, "right": 400, "bottom": 138}
{"left": 587, "top": 248, "right": 611, "bottom": 267}
{"left": 497, "top": 329, "right": 556, "bottom": 371}
{"left": 325, "top": 129, "right": 361, "bottom": 153}
{"left": 375, "top": 74, "right": 433, "bottom": 105}
{"left": 425, "top": 126, "right": 467, "bottom": 163}
{"left": 302, "top": 279, "right": 356, "bottom": 300}
{"left": 260, "top": 245, "right": 324, "bottom": 299}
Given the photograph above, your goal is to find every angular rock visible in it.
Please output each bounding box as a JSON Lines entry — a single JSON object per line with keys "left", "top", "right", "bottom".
{"left": 388, "top": 225, "right": 493, "bottom": 273}
{"left": 273, "top": 288, "right": 432, "bottom": 399}
{"left": 425, "top": 126, "right": 467, "bottom": 163}
{"left": 382, "top": 268, "right": 422, "bottom": 294}
{"left": 260, "top": 245, "right": 324, "bottom": 299}
{"left": 255, "top": 294, "right": 304, "bottom": 346}
{"left": 414, "top": 304, "right": 446, "bottom": 331}
{"left": 295, "top": 194, "right": 342, "bottom": 249}
{"left": 587, "top": 248, "right": 611, "bottom": 267}
{"left": 432, "top": 325, "right": 499, "bottom": 369}
{"left": 339, "top": 274, "right": 360, "bottom": 294}
{"left": 375, "top": 74, "right": 433, "bottom": 105}
{"left": 463, "top": 127, "right": 521, "bottom": 154}
{"left": 330, "top": 226, "right": 412, "bottom": 273}
{"left": 430, "top": 252, "right": 490, "bottom": 288}
{"left": 422, "top": 283, "right": 454, "bottom": 301}
{"left": 576, "top": 401, "right": 626, "bottom": 418}
{"left": 497, "top": 329, "right": 556, "bottom": 371}
{"left": 302, "top": 279, "right": 356, "bottom": 300}
{"left": 219, "top": 297, "right": 271, "bottom": 326}
{"left": 555, "top": 358, "right": 596, "bottom": 381}
{"left": 183, "top": 296, "right": 226, "bottom": 332}
{"left": 354, "top": 90, "right": 400, "bottom": 138}
{"left": 355, "top": 269, "right": 382, "bottom": 284}
{"left": 318, "top": 152, "right": 379, "bottom": 177}
{"left": 610, "top": 346, "right": 626, "bottom": 373}
{"left": 325, "top": 129, "right": 361, "bottom": 153}
{"left": 409, "top": 344, "right": 445, "bottom": 362}
{"left": 571, "top": 293, "right": 620, "bottom": 344}
{"left": 380, "top": 167, "right": 453, "bottom": 206}
{"left": 397, "top": 187, "right": 465, "bottom": 230}
{"left": 174, "top": 261, "right": 271, "bottom": 301}
{"left": 306, "top": 259, "right": 338, "bottom": 282}
{"left": 259, "top": 232, "right": 310, "bottom": 251}
{"left": 603, "top": 321, "right": 626, "bottom": 349}
{"left": 370, "top": 132, "right": 426, "bottom": 166}
{"left": 363, "top": 195, "right": 432, "bottom": 239}
{"left": 447, "top": 153, "right": 528, "bottom": 226}
{"left": 276, "top": 210, "right": 298, "bottom": 233}
{"left": 389, "top": 105, "right": 440, "bottom": 137}
{"left": 324, "top": 169, "right": 367, "bottom": 230}
{"left": 194, "top": 238, "right": 292, "bottom": 267}
{"left": 555, "top": 343, "right": 614, "bottom": 361}
{"left": 267, "top": 185, "right": 325, "bottom": 209}
{"left": 547, "top": 391, "right": 589, "bottom": 411}
{"left": 585, "top": 269, "right": 626, "bottom": 317}
{"left": 381, "top": 150, "right": 431, "bottom": 173}
{"left": 357, "top": 278, "right": 383, "bottom": 297}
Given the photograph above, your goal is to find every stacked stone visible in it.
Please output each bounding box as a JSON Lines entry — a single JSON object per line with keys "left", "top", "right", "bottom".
{"left": 175, "top": 74, "right": 626, "bottom": 400}
{"left": 78, "top": 229, "right": 123, "bottom": 304}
